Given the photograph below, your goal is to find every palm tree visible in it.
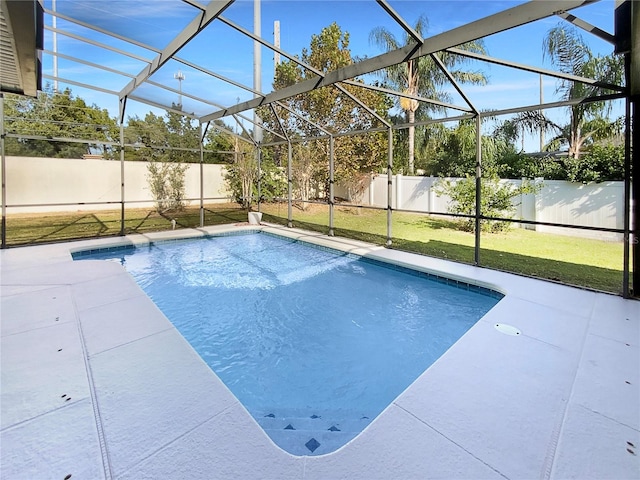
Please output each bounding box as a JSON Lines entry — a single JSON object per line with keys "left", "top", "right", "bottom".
{"left": 516, "top": 24, "right": 623, "bottom": 158}
{"left": 369, "top": 15, "right": 487, "bottom": 174}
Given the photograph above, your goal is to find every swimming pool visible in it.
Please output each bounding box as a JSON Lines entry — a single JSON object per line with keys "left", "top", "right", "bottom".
{"left": 75, "top": 231, "right": 502, "bottom": 456}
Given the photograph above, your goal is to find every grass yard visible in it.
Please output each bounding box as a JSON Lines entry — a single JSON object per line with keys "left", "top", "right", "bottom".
{"left": 260, "top": 203, "right": 628, "bottom": 294}
{"left": 4, "top": 202, "right": 630, "bottom": 294}
{"left": 4, "top": 204, "right": 249, "bottom": 245}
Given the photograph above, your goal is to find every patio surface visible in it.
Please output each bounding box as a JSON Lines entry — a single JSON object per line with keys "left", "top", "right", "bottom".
{"left": 1, "top": 223, "right": 638, "bottom": 479}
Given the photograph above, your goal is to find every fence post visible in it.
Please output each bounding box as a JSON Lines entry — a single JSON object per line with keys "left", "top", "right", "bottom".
{"left": 429, "top": 177, "right": 436, "bottom": 214}
{"left": 533, "top": 177, "right": 543, "bottom": 232}
{"left": 521, "top": 177, "right": 535, "bottom": 230}
{"left": 369, "top": 175, "right": 375, "bottom": 206}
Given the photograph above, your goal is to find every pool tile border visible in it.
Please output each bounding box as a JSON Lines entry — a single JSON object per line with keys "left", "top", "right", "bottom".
{"left": 72, "top": 229, "right": 503, "bottom": 300}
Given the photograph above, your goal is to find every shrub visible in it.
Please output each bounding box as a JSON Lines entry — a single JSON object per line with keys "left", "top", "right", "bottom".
{"left": 147, "top": 160, "right": 188, "bottom": 212}
{"left": 224, "top": 152, "right": 257, "bottom": 209}
{"left": 224, "top": 155, "right": 286, "bottom": 209}
{"left": 259, "top": 160, "right": 287, "bottom": 202}
{"left": 434, "top": 176, "right": 541, "bottom": 233}
{"left": 565, "top": 144, "right": 624, "bottom": 183}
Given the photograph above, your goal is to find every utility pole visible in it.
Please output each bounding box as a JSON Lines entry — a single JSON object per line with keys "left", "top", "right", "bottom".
{"left": 274, "top": 20, "right": 281, "bottom": 78}
{"left": 174, "top": 69, "right": 185, "bottom": 110}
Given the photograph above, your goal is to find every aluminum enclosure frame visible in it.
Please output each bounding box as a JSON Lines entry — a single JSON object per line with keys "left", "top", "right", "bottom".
{"left": 0, "top": 0, "right": 635, "bottom": 296}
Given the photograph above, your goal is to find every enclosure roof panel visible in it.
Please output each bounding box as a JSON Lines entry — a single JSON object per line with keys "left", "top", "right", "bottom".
{"left": 1, "top": 0, "right": 626, "bottom": 138}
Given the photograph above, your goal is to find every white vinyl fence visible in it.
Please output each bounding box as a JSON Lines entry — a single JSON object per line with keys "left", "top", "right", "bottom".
{"left": 4, "top": 156, "right": 231, "bottom": 214}
{"left": 357, "top": 174, "right": 628, "bottom": 241}
{"left": 3, "top": 157, "right": 628, "bottom": 241}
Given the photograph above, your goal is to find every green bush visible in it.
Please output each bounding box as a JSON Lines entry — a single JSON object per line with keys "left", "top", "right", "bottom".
{"left": 224, "top": 156, "right": 287, "bottom": 209}
{"left": 495, "top": 144, "right": 625, "bottom": 183}
{"left": 435, "top": 176, "right": 540, "bottom": 233}
{"left": 565, "top": 144, "right": 624, "bottom": 183}
{"left": 259, "top": 160, "right": 288, "bottom": 202}
{"left": 147, "top": 160, "right": 188, "bottom": 212}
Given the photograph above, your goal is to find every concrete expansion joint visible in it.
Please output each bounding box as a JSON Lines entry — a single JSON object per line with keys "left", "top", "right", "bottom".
{"left": 86, "top": 326, "right": 175, "bottom": 359}
{"left": 392, "top": 403, "right": 510, "bottom": 480}
{"left": 116, "top": 401, "right": 241, "bottom": 479}
{"left": 0, "top": 397, "right": 91, "bottom": 434}
{"left": 576, "top": 404, "right": 640, "bottom": 432}
{"left": 76, "top": 291, "right": 147, "bottom": 314}
{"left": 543, "top": 309, "right": 594, "bottom": 479}
{"left": 589, "top": 330, "right": 638, "bottom": 348}
{"left": 71, "top": 295, "right": 114, "bottom": 480}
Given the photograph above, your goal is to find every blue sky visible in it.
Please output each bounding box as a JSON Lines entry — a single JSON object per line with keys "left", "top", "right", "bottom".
{"left": 41, "top": 0, "right": 623, "bottom": 152}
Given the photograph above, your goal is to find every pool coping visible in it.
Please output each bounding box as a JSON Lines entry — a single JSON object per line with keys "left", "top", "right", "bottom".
{"left": 1, "top": 223, "right": 638, "bottom": 479}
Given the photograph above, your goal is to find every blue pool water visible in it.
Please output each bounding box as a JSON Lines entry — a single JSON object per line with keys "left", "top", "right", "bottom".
{"left": 76, "top": 232, "right": 502, "bottom": 455}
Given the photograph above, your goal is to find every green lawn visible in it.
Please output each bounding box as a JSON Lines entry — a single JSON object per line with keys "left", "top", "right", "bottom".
{"left": 260, "top": 203, "right": 628, "bottom": 294}
{"left": 4, "top": 202, "right": 630, "bottom": 294}
{"left": 4, "top": 204, "right": 249, "bottom": 245}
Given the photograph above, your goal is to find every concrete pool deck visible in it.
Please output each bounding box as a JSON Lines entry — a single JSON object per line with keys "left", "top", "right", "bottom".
{"left": 1, "top": 223, "right": 638, "bottom": 479}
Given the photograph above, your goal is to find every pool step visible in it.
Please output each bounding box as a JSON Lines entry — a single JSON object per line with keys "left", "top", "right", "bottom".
{"left": 251, "top": 410, "right": 373, "bottom": 456}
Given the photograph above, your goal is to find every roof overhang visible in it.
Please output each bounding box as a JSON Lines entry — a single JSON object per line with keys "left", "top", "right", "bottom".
{"left": 0, "top": 0, "right": 43, "bottom": 97}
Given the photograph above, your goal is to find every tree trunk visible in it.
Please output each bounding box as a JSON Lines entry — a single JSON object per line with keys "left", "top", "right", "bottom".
{"left": 569, "top": 125, "right": 581, "bottom": 159}
{"left": 408, "top": 109, "right": 415, "bottom": 175}
{"left": 569, "top": 107, "right": 581, "bottom": 159}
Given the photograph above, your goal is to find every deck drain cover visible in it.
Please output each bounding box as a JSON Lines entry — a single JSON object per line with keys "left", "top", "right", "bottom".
{"left": 494, "top": 323, "right": 521, "bottom": 336}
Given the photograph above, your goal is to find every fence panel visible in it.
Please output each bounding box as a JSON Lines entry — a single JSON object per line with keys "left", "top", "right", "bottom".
{"left": 361, "top": 174, "right": 626, "bottom": 241}
{"left": 5, "top": 156, "right": 231, "bottom": 213}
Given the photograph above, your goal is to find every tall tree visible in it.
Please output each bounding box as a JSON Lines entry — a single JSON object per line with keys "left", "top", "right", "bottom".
{"left": 124, "top": 108, "right": 200, "bottom": 163}
{"left": 369, "top": 15, "right": 487, "bottom": 174}
{"left": 268, "top": 23, "right": 391, "bottom": 204}
{"left": 165, "top": 109, "right": 200, "bottom": 163}
{"left": 124, "top": 112, "right": 170, "bottom": 162}
{"left": 427, "top": 119, "right": 511, "bottom": 178}
{"left": 516, "top": 24, "right": 623, "bottom": 158}
{"left": 3, "top": 87, "right": 117, "bottom": 158}
{"left": 203, "top": 120, "right": 237, "bottom": 164}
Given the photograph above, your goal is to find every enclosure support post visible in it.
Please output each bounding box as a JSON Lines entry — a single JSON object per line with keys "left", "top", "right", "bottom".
{"left": 622, "top": 54, "right": 631, "bottom": 298}
{"left": 256, "top": 144, "right": 262, "bottom": 213}
{"left": 474, "top": 115, "right": 482, "bottom": 266}
{"left": 329, "top": 135, "right": 335, "bottom": 236}
{"left": 632, "top": 96, "right": 640, "bottom": 298}
{"left": 630, "top": 0, "right": 640, "bottom": 297}
{"left": 386, "top": 127, "right": 393, "bottom": 247}
{"left": 119, "top": 97, "right": 126, "bottom": 237}
{"left": 1, "top": 93, "right": 6, "bottom": 249}
{"left": 199, "top": 123, "right": 204, "bottom": 228}
{"left": 287, "top": 141, "right": 292, "bottom": 227}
